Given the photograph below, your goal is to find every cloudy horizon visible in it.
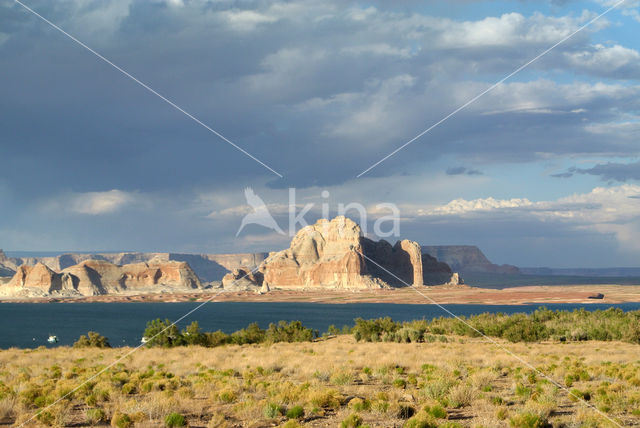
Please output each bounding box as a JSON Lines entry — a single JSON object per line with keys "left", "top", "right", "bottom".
{"left": 2, "top": 0, "right": 640, "bottom": 268}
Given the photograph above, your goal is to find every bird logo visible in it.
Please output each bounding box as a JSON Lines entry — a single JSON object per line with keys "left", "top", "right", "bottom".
{"left": 236, "top": 187, "right": 285, "bottom": 236}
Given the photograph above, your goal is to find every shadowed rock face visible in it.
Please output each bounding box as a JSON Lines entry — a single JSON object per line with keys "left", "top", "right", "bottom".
{"left": 422, "top": 245, "right": 519, "bottom": 274}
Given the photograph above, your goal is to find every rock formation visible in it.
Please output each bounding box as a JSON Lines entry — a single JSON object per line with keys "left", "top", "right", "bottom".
{"left": 0, "top": 251, "right": 267, "bottom": 282}
{"left": 0, "top": 249, "right": 16, "bottom": 277}
{"left": 0, "top": 218, "right": 462, "bottom": 296}
{"left": 237, "top": 216, "right": 461, "bottom": 290}
{"left": 221, "top": 267, "right": 264, "bottom": 291}
{"left": 0, "top": 260, "right": 202, "bottom": 297}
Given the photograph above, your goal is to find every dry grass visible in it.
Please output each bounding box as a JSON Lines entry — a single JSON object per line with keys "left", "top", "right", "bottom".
{"left": 0, "top": 337, "right": 639, "bottom": 426}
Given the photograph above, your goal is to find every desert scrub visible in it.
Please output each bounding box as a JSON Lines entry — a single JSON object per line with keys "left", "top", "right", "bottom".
{"left": 286, "top": 405, "right": 304, "bottom": 419}
{"left": 341, "top": 413, "right": 368, "bottom": 428}
{"left": 509, "top": 411, "right": 551, "bottom": 428}
{"left": 263, "top": 402, "right": 284, "bottom": 418}
{"left": 447, "top": 383, "right": 475, "bottom": 408}
{"left": 348, "top": 397, "right": 371, "bottom": 411}
{"left": 110, "top": 412, "right": 133, "bottom": 428}
{"left": 85, "top": 408, "right": 106, "bottom": 424}
{"left": 164, "top": 412, "right": 187, "bottom": 427}
{"left": 403, "top": 411, "right": 438, "bottom": 428}
{"left": 217, "top": 389, "right": 237, "bottom": 403}
{"left": 309, "top": 388, "right": 342, "bottom": 409}
{"left": 330, "top": 371, "right": 353, "bottom": 385}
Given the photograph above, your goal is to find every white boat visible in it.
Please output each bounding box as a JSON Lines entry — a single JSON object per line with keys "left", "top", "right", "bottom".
{"left": 140, "top": 336, "right": 149, "bottom": 344}
{"left": 47, "top": 335, "right": 58, "bottom": 344}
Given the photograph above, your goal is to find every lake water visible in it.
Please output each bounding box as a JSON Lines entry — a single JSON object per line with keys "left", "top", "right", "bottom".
{"left": 2, "top": 302, "right": 640, "bottom": 349}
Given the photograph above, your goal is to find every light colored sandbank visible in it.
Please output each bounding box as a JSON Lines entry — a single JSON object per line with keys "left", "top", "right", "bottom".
{"left": 1, "top": 284, "right": 639, "bottom": 305}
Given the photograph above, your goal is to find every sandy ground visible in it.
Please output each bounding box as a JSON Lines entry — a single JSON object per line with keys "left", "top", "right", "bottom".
{"left": 2, "top": 284, "right": 640, "bottom": 305}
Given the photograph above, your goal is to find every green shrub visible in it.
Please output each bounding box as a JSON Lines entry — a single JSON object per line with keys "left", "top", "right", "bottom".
{"left": 164, "top": 412, "right": 187, "bottom": 427}
{"left": 509, "top": 412, "right": 551, "bottom": 428}
{"left": 263, "top": 402, "right": 284, "bottom": 418}
{"left": 341, "top": 413, "right": 366, "bottom": 428}
{"left": 142, "top": 319, "right": 184, "bottom": 348}
{"left": 348, "top": 398, "right": 371, "bottom": 412}
{"left": 73, "top": 331, "right": 111, "bottom": 348}
{"left": 265, "top": 320, "right": 318, "bottom": 343}
{"left": 393, "top": 378, "right": 407, "bottom": 389}
{"left": 182, "top": 321, "right": 207, "bottom": 346}
{"left": 121, "top": 383, "right": 136, "bottom": 395}
{"left": 111, "top": 412, "right": 132, "bottom": 428}
{"left": 569, "top": 388, "right": 591, "bottom": 402}
{"left": 286, "top": 405, "right": 305, "bottom": 419}
{"left": 217, "top": 389, "right": 236, "bottom": 403}
{"left": 424, "top": 404, "right": 447, "bottom": 419}
{"left": 403, "top": 412, "right": 438, "bottom": 428}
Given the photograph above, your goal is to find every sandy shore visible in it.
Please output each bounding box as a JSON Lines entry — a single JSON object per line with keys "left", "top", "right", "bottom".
{"left": 2, "top": 284, "right": 640, "bottom": 305}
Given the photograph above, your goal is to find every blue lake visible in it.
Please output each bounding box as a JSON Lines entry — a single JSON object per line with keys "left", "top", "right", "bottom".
{"left": 2, "top": 302, "right": 640, "bottom": 349}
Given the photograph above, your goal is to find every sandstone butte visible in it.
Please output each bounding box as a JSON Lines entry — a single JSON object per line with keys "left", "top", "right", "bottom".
{"left": 0, "top": 260, "right": 202, "bottom": 298}
{"left": 222, "top": 216, "right": 462, "bottom": 291}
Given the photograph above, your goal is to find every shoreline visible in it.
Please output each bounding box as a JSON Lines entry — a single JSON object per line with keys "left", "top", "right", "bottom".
{"left": 2, "top": 284, "right": 640, "bottom": 305}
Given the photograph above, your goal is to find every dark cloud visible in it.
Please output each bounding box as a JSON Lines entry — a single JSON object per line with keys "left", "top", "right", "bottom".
{"left": 446, "top": 166, "right": 483, "bottom": 176}
{"left": 552, "top": 162, "right": 640, "bottom": 182}
{"left": 2, "top": 0, "right": 640, "bottom": 264}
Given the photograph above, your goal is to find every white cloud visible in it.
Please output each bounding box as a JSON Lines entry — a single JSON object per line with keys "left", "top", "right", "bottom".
{"left": 565, "top": 44, "right": 640, "bottom": 77}
{"left": 69, "top": 190, "right": 134, "bottom": 215}
{"left": 219, "top": 9, "right": 278, "bottom": 31}
{"left": 417, "top": 197, "right": 533, "bottom": 216}
{"left": 433, "top": 12, "right": 595, "bottom": 48}
{"left": 409, "top": 185, "right": 640, "bottom": 251}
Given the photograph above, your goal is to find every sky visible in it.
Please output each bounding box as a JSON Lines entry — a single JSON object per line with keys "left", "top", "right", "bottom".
{"left": 1, "top": 0, "right": 640, "bottom": 267}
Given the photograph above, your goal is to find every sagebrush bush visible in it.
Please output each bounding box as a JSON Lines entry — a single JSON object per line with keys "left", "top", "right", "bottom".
{"left": 164, "top": 412, "right": 186, "bottom": 427}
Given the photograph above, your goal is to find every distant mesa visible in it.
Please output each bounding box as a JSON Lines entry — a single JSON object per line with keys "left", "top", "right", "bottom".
{"left": 422, "top": 245, "right": 520, "bottom": 274}
{"left": 223, "top": 216, "right": 463, "bottom": 291}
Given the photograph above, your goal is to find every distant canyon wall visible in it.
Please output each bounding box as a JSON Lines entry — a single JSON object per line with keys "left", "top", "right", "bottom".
{"left": 421, "top": 245, "right": 520, "bottom": 274}
{"left": 0, "top": 249, "right": 267, "bottom": 282}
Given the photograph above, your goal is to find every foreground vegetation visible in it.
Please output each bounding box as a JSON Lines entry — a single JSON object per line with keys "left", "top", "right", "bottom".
{"left": 1, "top": 308, "right": 639, "bottom": 426}
{"left": 0, "top": 338, "right": 638, "bottom": 426}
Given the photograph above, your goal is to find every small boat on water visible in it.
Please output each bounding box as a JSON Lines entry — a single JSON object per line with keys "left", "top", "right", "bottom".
{"left": 141, "top": 336, "right": 149, "bottom": 344}
{"left": 47, "top": 335, "right": 58, "bottom": 344}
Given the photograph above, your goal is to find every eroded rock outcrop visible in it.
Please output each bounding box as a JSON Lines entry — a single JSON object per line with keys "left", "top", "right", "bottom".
{"left": 256, "top": 216, "right": 460, "bottom": 290}
{"left": 1, "top": 251, "right": 267, "bottom": 282}
{"left": 221, "top": 267, "right": 264, "bottom": 291}
{"left": 0, "top": 260, "right": 202, "bottom": 297}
